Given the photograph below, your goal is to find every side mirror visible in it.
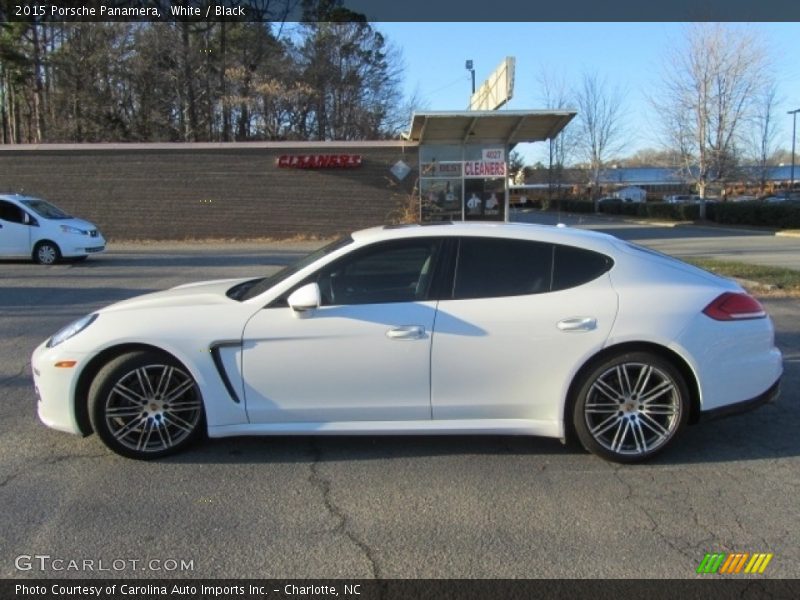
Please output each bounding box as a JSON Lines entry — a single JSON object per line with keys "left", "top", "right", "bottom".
{"left": 23, "top": 212, "right": 38, "bottom": 226}
{"left": 287, "top": 282, "right": 321, "bottom": 314}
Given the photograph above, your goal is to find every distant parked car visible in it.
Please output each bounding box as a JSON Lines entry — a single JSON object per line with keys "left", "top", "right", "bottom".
{"left": 729, "top": 195, "right": 758, "bottom": 203}
{"left": 763, "top": 193, "right": 800, "bottom": 203}
{"left": 0, "top": 194, "right": 105, "bottom": 264}
{"left": 664, "top": 195, "right": 701, "bottom": 204}
{"left": 599, "top": 195, "right": 643, "bottom": 205}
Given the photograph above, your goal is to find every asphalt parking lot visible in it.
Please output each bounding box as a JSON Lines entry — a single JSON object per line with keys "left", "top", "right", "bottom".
{"left": 1, "top": 228, "right": 798, "bottom": 580}
{"left": 513, "top": 208, "right": 800, "bottom": 270}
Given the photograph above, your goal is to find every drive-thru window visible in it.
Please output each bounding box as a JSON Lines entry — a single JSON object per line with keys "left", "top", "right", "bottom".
{"left": 407, "top": 111, "right": 576, "bottom": 223}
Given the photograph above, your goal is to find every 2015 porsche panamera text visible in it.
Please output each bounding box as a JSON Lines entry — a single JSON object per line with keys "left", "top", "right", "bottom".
{"left": 31, "top": 222, "right": 782, "bottom": 462}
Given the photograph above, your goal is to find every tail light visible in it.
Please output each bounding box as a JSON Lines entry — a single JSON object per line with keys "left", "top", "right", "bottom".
{"left": 703, "top": 292, "right": 766, "bottom": 321}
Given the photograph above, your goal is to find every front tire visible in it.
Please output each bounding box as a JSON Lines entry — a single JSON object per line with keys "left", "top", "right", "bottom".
{"left": 33, "top": 241, "right": 61, "bottom": 265}
{"left": 89, "top": 351, "right": 205, "bottom": 459}
{"left": 572, "top": 352, "right": 689, "bottom": 463}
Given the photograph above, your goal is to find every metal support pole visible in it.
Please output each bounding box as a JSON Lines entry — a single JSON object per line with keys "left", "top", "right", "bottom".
{"left": 789, "top": 109, "right": 799, "bottom": 194}
{"left": 548, "top": 137, "right": 554, "bottom": 205}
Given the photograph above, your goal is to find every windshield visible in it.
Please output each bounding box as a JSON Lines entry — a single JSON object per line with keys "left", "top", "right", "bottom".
{"left": 228, "top": 236, "right": 354, "bottom": 302}
{"left": 20, "top": 198, "right": 72, "bottom": 219}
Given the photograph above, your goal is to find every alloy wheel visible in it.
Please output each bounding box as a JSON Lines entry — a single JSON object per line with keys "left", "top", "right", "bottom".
{"left": 103, "top": 363, "right": 202, "bottom": 454}
{"left": 584, "top": 361, "right": 682, "bottom": 457}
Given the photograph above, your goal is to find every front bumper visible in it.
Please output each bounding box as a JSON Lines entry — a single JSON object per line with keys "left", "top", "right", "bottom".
{"left": 61, "top": 234, "right": 106, "bottom": 258}
{"left": 31, "top": 341, "right": 86, "bottom": 435}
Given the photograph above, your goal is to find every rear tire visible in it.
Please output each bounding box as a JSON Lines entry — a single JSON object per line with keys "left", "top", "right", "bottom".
{"left": 89, "top": 351, "right": 205, "bottom": 460}
{"left": 572, "top": 351, "right": 689, "bottom": 463}
{"left": 33, "top": 241, "right": 60, "bottom": 265}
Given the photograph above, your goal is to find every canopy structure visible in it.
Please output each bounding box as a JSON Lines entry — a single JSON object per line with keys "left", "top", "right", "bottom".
{"left": 406, "top": 110, "right": 576, "bottom": 146}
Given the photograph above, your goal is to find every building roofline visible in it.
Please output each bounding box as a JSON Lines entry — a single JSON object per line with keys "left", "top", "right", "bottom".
{"left": 0, "top": 140, "right": 418, "bottom": 152}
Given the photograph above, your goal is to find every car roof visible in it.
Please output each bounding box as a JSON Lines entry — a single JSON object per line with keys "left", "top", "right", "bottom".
{"left": 351, "top": 222, "right": 620, "bottom": 253}
{"left": 0, "top": 193, "right": 40, "bottom": 203}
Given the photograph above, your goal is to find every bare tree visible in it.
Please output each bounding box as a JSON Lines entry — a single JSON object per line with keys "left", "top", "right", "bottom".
{"left": 621, "top": 147, "right": 682, "bottom": 168}
{"left": 0, "top": 21, "right": 51, "bottom": 143}
{"left": 297, "top": 22, "right": 402, "bottom": 141}
{"left": 574, "top": 72, "right": 626, "bottom": 209}
{"left": 536, "top": 68, "right": 578, "bottom": 202}
{"left": 507, "top": 149, "right": 525, "bottom": 184}
{"left": 748, "top": 82, "right": 780, "bottom": 193}
{"left": 384, "top": 81, "right": 428, "bottom": 139}
{"left": 653, "top": 24, "right": 769, "bottom": 213}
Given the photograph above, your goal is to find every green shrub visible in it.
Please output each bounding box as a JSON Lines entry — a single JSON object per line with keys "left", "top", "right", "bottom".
{"left": 640, "top": 202, "right": 701, "bottom": 221}
{"left": 543, "top": 197, "right": 800, "bottom": 228}
{"left": 599, "top": 200, "right": 637, "bottom": 216}
{"left": 710, "top": 202, "right": 800, "bottom": 229}
{"left": 600, "top": 201, "right": 699, "bottom": 220}
{"left": 598, "top": 200, "right": 622, "bottom": 214}
{"left": 549, "top": 199, "right": 595, "bottom": 214}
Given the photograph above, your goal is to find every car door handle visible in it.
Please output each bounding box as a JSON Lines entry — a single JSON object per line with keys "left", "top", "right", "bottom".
{"left": 386, "top": 325, "right": 426, "bottom": 340}
{"left": 557, "top": 317, "right": 597, "bottom": 332}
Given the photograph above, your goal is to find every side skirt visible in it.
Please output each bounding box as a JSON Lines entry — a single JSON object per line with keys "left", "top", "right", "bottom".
{"left": 208, "top": 419, "right": 561, "bottom": 439}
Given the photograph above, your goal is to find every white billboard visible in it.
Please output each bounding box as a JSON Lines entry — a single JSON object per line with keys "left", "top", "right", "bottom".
{"left": 469, "top": 57, "right": 516, "bottom": 111}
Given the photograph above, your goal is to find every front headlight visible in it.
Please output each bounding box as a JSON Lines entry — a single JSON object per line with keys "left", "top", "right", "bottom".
{"left": 60, "top": 225, "right": 87, "bottom": 235}
{"left": 46, "top": 314, "right": 98, "bottom": 348}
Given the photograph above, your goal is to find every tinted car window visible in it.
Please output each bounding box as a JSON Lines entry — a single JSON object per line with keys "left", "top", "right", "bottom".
{"left": 315, "top": 239, "right": 442, "bottom": 306}
{"left": 552, "top": 244, "right": 614, "bottom": 291}
{"left": 0, "top": 200, "right": 25, "bottom": 224}
{"left": 452, "top": 238, "right": 553, "bottom": 299}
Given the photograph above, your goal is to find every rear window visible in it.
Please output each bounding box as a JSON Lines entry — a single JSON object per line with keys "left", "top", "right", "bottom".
{"left": 552, "top": 244, "right": 614, "bottom": 291}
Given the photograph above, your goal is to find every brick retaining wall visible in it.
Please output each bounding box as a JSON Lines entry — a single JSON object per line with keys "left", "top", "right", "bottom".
{"left": 0, "top": 143, "right": 419, "bottom": 240}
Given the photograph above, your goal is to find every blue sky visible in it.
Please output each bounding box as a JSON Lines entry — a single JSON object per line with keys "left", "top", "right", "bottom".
{"left": 376, "top": 22, "right": 800, "bottom": 165}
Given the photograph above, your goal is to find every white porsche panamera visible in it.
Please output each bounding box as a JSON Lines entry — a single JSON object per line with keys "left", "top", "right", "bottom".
{"left": 32, "top": 222, "right": 782, "bottom": 463}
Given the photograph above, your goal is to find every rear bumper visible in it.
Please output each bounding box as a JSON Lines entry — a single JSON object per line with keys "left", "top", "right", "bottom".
{"left": 698, "top": 377, "right": 781, "bottom": 422}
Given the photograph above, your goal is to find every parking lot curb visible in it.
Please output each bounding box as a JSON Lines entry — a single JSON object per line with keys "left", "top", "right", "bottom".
{"left": 624, "top": 219, "right": 692, "bottom": 228}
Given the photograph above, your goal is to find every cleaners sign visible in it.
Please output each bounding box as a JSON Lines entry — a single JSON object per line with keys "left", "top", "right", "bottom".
{"left": 464, "top": 148, "right": 506, "bottom": 178}
{"left": 277, "top": 155, "right": 362, "bottom": 169}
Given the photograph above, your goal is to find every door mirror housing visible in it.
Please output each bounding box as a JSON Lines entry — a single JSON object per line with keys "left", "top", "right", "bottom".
{"left": 287, "top": 283, "right": 321, "bottom": 314}
{"left": 23, "top": 212, "right": 38, "bottom": 226}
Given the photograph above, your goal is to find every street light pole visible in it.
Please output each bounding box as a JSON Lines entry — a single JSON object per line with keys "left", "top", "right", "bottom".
{"left": 789, "top": 108, "right": 800, "bottom": 195}
{"left": 465, "top": 60, "right": 475, "bottom": 95}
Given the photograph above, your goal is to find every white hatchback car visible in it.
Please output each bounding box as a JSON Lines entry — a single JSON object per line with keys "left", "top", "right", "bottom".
{"left": 31, "top": 223, "right": 782, "bottom": 463}
{"left": 0, "top": 193, "right": 106, "bottom": 264}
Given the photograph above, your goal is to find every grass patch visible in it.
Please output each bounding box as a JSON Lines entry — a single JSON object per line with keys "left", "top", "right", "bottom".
{"left": 685, "top": 258, "right": 800, "bottom": 296}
